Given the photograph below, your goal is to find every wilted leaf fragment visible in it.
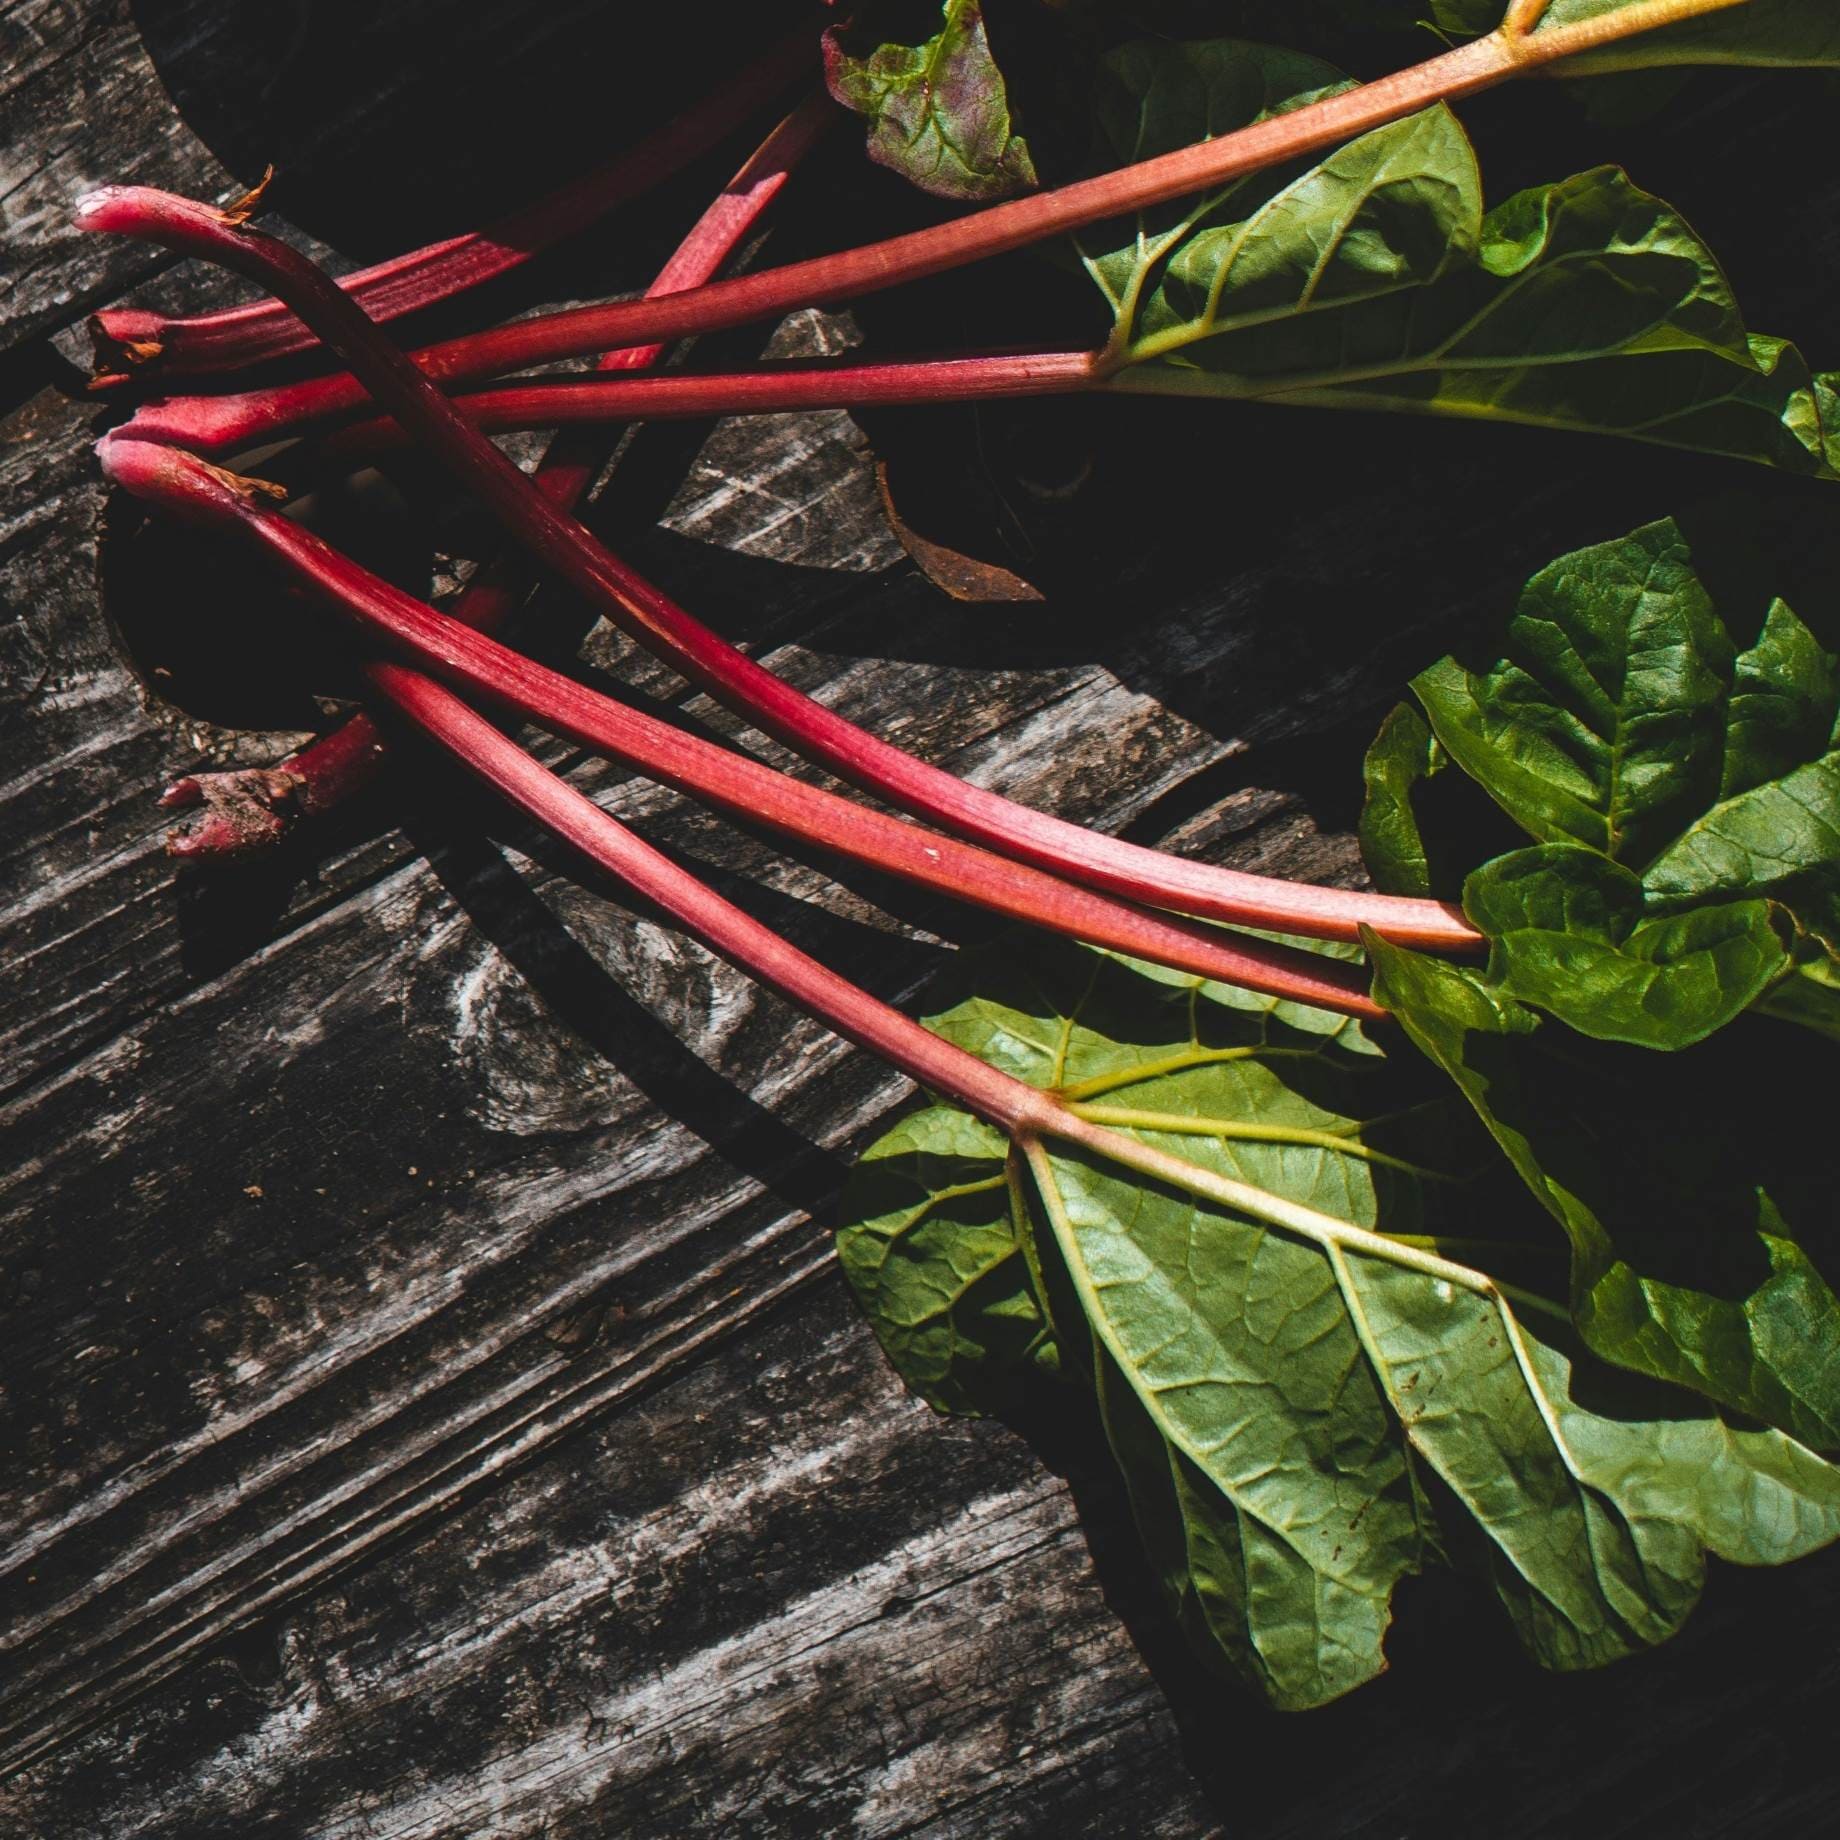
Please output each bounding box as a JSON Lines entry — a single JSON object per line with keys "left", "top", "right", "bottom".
{"left": 839, "top": 942, "right": 1840, "bottom": 1708}
{"left": 1359, "top": 702, "right": 1445, "bottom": 900}
{"left": 825, "top": 0, "right": 1039, "bottom": 201}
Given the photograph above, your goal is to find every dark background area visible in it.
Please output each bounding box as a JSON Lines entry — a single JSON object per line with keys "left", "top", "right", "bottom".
{"left": 3, "top": 4, "right": 1839, "bottom": 1834}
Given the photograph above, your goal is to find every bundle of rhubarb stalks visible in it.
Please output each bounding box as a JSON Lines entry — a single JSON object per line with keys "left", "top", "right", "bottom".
{"left": 84, "top": 0, "right": 1840, "bottom": 1709}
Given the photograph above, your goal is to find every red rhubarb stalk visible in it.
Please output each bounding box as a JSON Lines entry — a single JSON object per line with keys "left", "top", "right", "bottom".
{"left": 163, "top": 94, "right": 835, "bottom": 858}
{"left": 102, "top": 436, "right": 1383, "bottom": 1016}
{"left": 88, "top": 30, "right": 816, "bottom": 385}
{"left": 77, "top": 183, "right": 1477, "bottom": 952}
{"left": 151, "top": 351, "right": 1104, "bottom": 457}
{"left": 111, "top": 4, "right": 1749, "bottom": 449}
{"left": 373, "top": 658, "right": 1055, "bottom": 1130}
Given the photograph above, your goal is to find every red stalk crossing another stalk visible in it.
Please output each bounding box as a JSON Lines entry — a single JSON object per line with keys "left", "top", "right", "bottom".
{"left": 141, "top": 352, "right": 1108, "bottom": 458}
{"left": 111, "top": 33, "right": 1518, "bottom": 450}
{"left": 340, "top": 657, "right": 1059, "bottom": 1136}
{"left": 259, "top": 654, "right": 1401, "bottom": 1246}
{"left": 103, "top": 436, "right": 1384, "bottom": 1018}
{"left": 77, "top": 184, "right": 1478, "bottom": 952}
{"left": 162, "top": 93, "right": 837, "bottom": 858}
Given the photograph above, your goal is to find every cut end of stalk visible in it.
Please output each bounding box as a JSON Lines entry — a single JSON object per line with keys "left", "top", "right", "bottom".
{"left": 76, "top": 182, "right": 251, "bottom": 241}
{"left": 72, "top": 186, "right": 145, "bottom": 233}
{"left": 97, "top": 432, "right": 288, "bottom": 512}
{"left": 160, "top": 767, "right": 303, "bottom": 859}
{"left": 87, "top": 310, "right": 164, "bottom": 385}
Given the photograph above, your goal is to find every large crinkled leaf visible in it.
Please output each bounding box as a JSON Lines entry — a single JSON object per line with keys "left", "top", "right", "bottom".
{"left": 824, "top": 0, "right": 1039, "bottom": 201}
{"left": 1357, "top": 521, "right": 1840, "bottom": 1436}
{"left": 1432, "top": 0, "right": 1840, "bottom": 70}
{"left": 838, "top": 939, "right": 1840, "bottom": 1708}
{"left": 1411, "top": 521, "right": 1740, "bottom": 864}
{"left": 1367, "top": 936, "right": 1840, "bottom": 1449}
{"left": 842, "top": 938, "right": 1391, "bottom": 1422}
{"left": 1078, "top": 42, "right": 1840, "bottom": 481}
{"left": 1377, "top": 518, "right": 1840, "bottom": 1047}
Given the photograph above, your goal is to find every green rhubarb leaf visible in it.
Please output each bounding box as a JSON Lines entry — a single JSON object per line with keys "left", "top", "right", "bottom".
{"left": 1411, "top": 521, "right": 1737, "bottom": 864}
{"left": 824, "top": 0, "right": 1039, "bottom": 201}
{"left": 1462, "top": 844, "right": 1784, "bottom": 1048}
{"left": 1078, "top": 42, "right": 1840, "bottom": 482}
{"left": 839, "top": 938, "right": 1840, "bottom": 1708}
{"left": 1360, "top": 521, "right": 1840, "bottom": 1427}
{"left": 1075, "top": 42, "right": 1466, "bottom": 364}
{"left": 1367, "top": 935, "right": 1840, "bottom": 1451}
{"left": 1407, "top": 519, "right": 1840, "bottom": 1000}
{"left": 1720, "top": 595, "right": 1840, "bottom": 798}
{"left": 1642, "top": 744, "right": 1840, "bottom": 961}
{"left": 838, "top": 1106, "right": 1053, "bottom": 1415}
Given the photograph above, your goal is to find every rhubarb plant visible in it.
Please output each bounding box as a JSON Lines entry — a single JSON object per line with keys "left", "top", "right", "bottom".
{"left": 76, "top": 0, "right": 1840, "bottom": 1722}
{"left": 162, "top": 34, "right": 1840, "bottom": 491}
{"left": 837, "top": 934, "right": 1840, "bottom": 1709}
{"left": 837, "top": 519, "right": 1840, "bottom": 1708}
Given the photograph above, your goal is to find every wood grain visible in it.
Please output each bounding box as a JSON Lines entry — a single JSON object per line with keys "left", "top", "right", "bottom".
{"left": 7, "top": 7, "right": 1840, "bottom": 1835}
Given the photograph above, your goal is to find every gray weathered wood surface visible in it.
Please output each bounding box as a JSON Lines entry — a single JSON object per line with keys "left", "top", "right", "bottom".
{"left": 6, "top": 6, "right": 1840, "bottom": 1835}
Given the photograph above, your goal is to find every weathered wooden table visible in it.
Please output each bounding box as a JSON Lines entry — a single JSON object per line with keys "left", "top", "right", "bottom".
{"left": 7, "top": 6, "right": 1840, "bottom": 1834}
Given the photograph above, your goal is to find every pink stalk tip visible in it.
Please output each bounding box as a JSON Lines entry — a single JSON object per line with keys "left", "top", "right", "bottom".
{"left": 87, "top": 309, "right": 164, "bottom": 382}
{"left": 72, "top": 186, "right": 139, "bottom": 230}
{"left": 97, "top": 432, "right": 289, "bottom": 513}
{"left": 158, "top": 766, "right": 303, "bottom": 859}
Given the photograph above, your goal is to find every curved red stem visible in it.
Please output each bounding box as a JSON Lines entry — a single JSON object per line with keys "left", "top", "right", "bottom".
{"left": 103, "top": 437, "right": 1386, "bottom": 1018}
{"left": 164, "top": 94, "right": 835, "bottom": 858}
{"left": 88, "top": 29, "right": 817, "bottom": 384}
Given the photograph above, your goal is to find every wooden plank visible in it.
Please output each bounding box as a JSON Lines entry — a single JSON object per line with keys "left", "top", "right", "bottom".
{"left": 7, "top": 365, "right": 1835, "bottom": 1816}
{"left": 0, "top": 1285, "right": 1223, "bottom": 1839}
